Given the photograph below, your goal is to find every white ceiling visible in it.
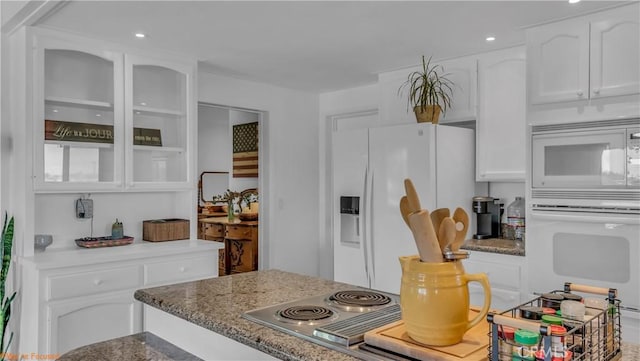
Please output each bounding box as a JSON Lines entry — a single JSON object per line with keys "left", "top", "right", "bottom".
{"left": 38, "top": 0, "right": 626, "bottom": 93}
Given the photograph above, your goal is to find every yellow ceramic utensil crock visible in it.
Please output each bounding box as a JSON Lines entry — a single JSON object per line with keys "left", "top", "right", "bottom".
{"left": 399, "top": 255, "right": 491, "bottom": 346}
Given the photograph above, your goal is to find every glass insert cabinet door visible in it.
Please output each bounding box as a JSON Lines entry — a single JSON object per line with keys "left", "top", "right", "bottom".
{"left": 36, "top": 43, "right": 124, "bottom": 191}
{"left": 125, "top": 55, "right": 192, "bottom": 187}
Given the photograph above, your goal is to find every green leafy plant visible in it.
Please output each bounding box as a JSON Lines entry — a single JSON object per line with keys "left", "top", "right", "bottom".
{"left": 398, "top": 55, "right": 454, "bottom": 116}
{"left": 212, "top": 189, "right": 240, "bottom": 204}
{"left": 0, "top": 213, "right": 15, "bottom": 359}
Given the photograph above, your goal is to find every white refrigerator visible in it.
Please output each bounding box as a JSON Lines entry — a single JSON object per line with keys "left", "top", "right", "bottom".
{"left": 333, "top": 123, "right": 476, "bottom": 294}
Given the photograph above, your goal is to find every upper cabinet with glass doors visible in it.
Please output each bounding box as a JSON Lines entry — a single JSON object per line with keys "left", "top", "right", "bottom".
{"left": 33, "top": 29, "right": 195, "bottom": 192}
{"left": 125, "top": 55, "right": 192, "bottom": 189}
{"left": 35, "top": 33, "right": 124, "bottom": 191}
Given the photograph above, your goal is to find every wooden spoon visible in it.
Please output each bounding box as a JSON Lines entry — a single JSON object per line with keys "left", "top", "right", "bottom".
{"left": 404, "top": 179, "right": 421, "bottom": 213}
{"left": 408, "top": 210, "right": 444, "bottom": 263}
{"left": 399, "top": 196, "right": 412, "bottom": 228}
{"left": 450, "top": 207, "right": 470, "bottom": 252}
{"left": 438, "top": 217, "right": 457, "bottom": 252}
{"left": 430, "top": 208, "right": 450, "bottom": 249}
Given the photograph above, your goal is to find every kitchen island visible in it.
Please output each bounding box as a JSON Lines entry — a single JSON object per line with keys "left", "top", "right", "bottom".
{"left": 134, "top": 269, "right": 640, "bottom": 361}
{"left": 134, "top": 269, "right": 359, "bottom": 360}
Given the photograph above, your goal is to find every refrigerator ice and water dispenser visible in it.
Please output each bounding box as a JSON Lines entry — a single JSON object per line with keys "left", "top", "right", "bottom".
{"left": 340, "top": 196, "right": 360, "bottom": 246}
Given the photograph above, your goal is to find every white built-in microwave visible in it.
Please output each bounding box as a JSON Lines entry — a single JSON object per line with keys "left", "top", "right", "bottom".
{"left": 531, "top": 118, "right": 640, "bottom": 213}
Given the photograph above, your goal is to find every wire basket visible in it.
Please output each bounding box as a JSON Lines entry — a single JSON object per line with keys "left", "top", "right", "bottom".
{"left": 487, "top": 283, "right": 622, "bottom": 361}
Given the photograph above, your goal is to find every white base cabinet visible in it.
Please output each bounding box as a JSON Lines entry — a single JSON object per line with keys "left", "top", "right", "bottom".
{"left": 47, "top": 291, "right": 141, "bottom": 355}
{"left": 463, "top": 251, "right": 527, "bottom": 312}
{"left": 20, "top": 240, "right": 222, "bottom": 355}
{"left": 144, "top": 306, "right": 277, "bottom": 360}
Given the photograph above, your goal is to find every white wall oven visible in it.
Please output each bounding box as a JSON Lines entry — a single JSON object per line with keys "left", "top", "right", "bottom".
{"left": 526, "top": 211, "right": 640, "bottom": 343}
{"left": 531, "top": 118, "right": 639, "bottom": 213}
{"left": 529, "top": 118, "right": 640, "bottom": 342}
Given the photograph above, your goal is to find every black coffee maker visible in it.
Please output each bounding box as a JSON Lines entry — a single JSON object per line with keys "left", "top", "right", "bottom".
{"left": 472, "top": 196, "right": 504, "bottom": 239}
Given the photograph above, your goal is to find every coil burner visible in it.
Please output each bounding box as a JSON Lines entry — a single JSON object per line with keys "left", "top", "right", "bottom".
{"left": 276, "top": 305, "right": 336, "bottom": 325}
{"left": 326, "top": 290, "right": 392, "bottom": 312}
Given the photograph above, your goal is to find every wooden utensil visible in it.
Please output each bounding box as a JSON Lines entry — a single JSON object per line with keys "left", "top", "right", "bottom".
{"left": 450, "top": 207, "right": 469, "bottom": 252}
{"left": 404, "top": 179, "right": 421, "bottom": 213}
{"left": 438, "top": 217, "right": 457, "bottom": 252}
{"left": 430, "top": 208, "right": 450, "bottom": 250}
{"left": 408, "top": 210, "right": 444, "bottom": 263}
{"left": 399, "top": 196, "right": 412, "bottom": 227}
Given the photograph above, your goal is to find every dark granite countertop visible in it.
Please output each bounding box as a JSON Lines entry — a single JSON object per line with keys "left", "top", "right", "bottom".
{"left": 461, "top": 237, "right": 525, "bottom": 256}
{"left": 57, "top": 332, "right": 202, "bottom": 361}
{"left": 135, "top": 269, "right": 359, "bottom": 361}
{"left": 134, "top": 269, "right": 640, "bottom": 361}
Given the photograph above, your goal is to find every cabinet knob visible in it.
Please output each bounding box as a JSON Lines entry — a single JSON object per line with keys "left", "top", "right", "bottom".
{"left": 593, "top": 89, "right": 600, "bottom": 95}
{"left": 93, "top": 279, "right": 103, "bottom": 286}
{"left": 576, "top": 91, "right": 584, "bottom": 97}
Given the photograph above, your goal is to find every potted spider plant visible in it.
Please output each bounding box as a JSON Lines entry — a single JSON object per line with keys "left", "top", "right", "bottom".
{"left": 399, "top": 55, "right": 454, "bottom": 124}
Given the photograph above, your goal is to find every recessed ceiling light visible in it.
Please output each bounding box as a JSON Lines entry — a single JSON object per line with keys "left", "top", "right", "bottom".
{"left": 52, "top": 109, "right": 58, "bottom": 113}
{"left": 140, "top": 102, "right": 147, "bottom": 106}
{"left": 486, "top": 36, "right": 496, "bottom": 42}
{"left": 95, "top": 113, "right": 101, "bottom": 117}
{"left": 569, "top": 0, "right": 581, "bottom": 3}
{"left": 135, "top": 33, "right": 146, "bottom": 38}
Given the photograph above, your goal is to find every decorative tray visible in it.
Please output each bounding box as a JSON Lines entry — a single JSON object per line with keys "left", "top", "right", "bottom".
{"left": 75, "top": 236, "right": 134, "bottom": 248}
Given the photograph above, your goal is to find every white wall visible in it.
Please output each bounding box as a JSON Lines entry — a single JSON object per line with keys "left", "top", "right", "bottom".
{"left": 198, "top": 105, "right": 229, "bottom": 175}
{"left": 34, "top": 192, "right": 190, "bottom": 249}
{"left": 198, "top": 71, "right": 320, "bottom": 277}
{"left": 482, "top": 182, "right": 526, "bottom": 225}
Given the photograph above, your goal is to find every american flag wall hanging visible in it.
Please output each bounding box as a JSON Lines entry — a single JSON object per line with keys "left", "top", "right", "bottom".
{"left": 232, "top": 122, "right": 259, "bottom": 178}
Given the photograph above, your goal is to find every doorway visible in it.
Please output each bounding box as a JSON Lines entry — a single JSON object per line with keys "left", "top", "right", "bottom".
{"left": 197, "top": 102, "right": 266, "bottom": 274}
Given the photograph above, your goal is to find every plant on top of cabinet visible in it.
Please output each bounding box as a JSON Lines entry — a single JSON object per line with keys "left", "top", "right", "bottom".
{"left": 399, "top": 55, "right": 454, "bottom": 124}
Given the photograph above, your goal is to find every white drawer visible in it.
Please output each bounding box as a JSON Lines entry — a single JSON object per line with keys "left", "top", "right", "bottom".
{"left": 48, "top": 265, "right": 141, "bottom": 301}
{"left": 463, "top": 260, "right": 521, "bottom": 290}
{"left": 144, "top": 256, "right": 216, "bottom": 286}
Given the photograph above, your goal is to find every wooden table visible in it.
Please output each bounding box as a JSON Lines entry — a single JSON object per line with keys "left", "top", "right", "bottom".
{"left": 199, "top": 217, "right": 258, "bottom": 275}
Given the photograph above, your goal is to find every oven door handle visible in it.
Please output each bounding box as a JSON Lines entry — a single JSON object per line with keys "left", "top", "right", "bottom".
{"left": 530, "top": 210, "right": 640, "bottom": 225}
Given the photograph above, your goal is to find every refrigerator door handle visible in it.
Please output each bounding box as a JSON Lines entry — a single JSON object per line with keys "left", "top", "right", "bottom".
{"left": 368, "top": 169, "right": 375, "bottom": 286}
{"left": 362, "top": 165, "right": 371, "bottom": 288}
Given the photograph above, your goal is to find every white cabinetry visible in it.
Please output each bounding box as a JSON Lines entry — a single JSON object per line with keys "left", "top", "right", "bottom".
{"left": 527, "top": 3, "right": 639, "bottom": 105}
{"left": 378, "top": 56, "right": 476, "bottom": 125}
{"left": 47, "top": 291, "right": 141, "bottom": 355}
{"left": 22, "top": 241, "right": 221, "bottom": 355}
{"left": 35, "top": 33, "right": 124, "bottom": 191}
{"left": 438, "top": 57, "right": 477, "bottom": 123}
{"left": 476, "top": 46, "right": 526, "bottom": 181}
{"left": 463, "top": 251, "right": 526, "bottom": 312}
{"left": 32, "top": 28, "right": 195, "bottom": 192}
{"left": 125, "top": 54, "right": 193, "bottom": 189}
{"left": 144, "top": 306, "right": 277, "bottom": 360}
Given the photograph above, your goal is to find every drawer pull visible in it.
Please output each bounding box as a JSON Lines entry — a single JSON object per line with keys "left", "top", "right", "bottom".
{"left": 93, "top": 279, "right": 103, "bottom": 286}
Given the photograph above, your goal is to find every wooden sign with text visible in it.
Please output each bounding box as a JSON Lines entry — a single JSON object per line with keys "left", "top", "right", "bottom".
{"left": 45, "top": 119, "right": 113, "bottom": 144}
{"left": 133, "top": 127, "right": 162, "bottom": 146}
{"left": 45, "top": 120, "right": 162, "bottom": 146}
